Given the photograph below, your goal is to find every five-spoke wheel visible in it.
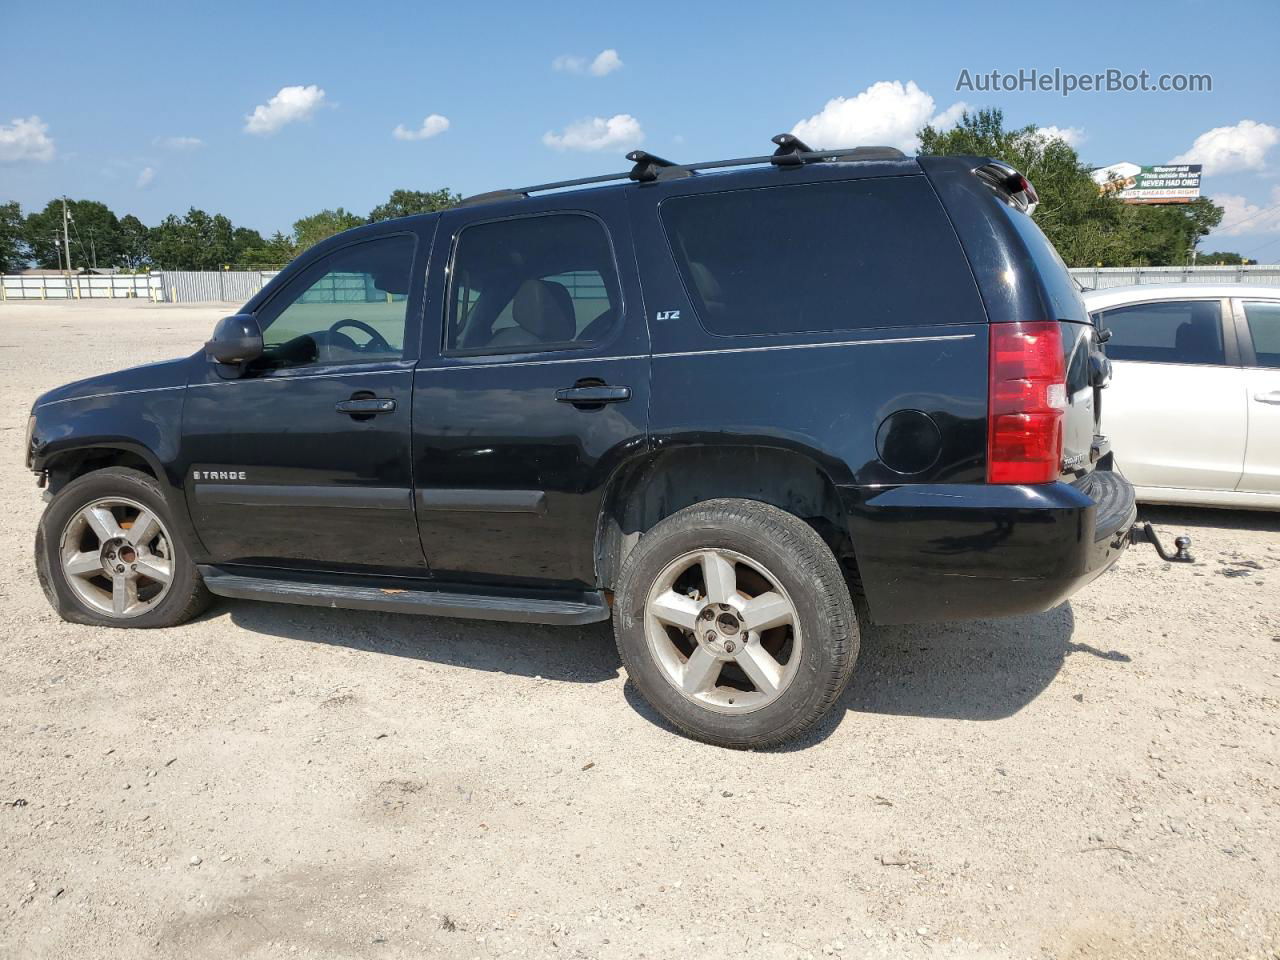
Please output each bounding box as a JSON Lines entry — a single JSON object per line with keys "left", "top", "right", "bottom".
{"left": 614, "top": 498, "right": 859, "bottom": 748}
{"left": 36, "top": 467, "right": 210, "bottom": 628}
{"left": 59, "top": 497, "right": 174, "bottom": 618}
{"left": 645, "top": 548, "right": 802, "bottom": 713}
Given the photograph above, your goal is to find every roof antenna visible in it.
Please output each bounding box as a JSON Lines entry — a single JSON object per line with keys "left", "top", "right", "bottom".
{"left": 626, "top": 150, "right": 687, "bottom": 183}
{"left": 770, "top": 133, "right": 816, "bottom": 166}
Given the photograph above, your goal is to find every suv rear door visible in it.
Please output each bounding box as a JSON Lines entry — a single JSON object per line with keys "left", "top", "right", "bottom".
{"left": 410, "top": 192, "right": 650, "bottom": 587}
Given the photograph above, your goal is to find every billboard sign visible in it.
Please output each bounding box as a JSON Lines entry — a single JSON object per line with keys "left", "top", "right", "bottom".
{"left": 1092, "top": 162, "right": 1202, "bottom": 204}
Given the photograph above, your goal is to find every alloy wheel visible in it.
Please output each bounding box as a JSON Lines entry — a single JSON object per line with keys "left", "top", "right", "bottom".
{"left": 58, "top": 497, "right": 174, "bottom": 619}
{"left": 643, "top": 548, "right": 802, "bottom": 714}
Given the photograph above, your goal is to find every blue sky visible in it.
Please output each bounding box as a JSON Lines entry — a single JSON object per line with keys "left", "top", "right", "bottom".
{"left": 3, "top": 0, "right": 1280, "bottom": 259}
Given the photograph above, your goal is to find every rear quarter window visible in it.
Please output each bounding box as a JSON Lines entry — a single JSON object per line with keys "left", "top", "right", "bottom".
{"left": 659, "top": 176, "right": 985, "bottom": 336}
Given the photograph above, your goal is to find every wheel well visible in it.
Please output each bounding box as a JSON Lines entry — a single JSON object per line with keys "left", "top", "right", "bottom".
{"left": 45, "top": 448, "right": 158, "bottom": 495}
{"left": 595, "top": 446, "right": 858, "bottom": 591}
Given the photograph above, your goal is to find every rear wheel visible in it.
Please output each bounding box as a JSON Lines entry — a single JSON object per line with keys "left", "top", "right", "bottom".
{"left": 35, "top": 467, "right": 211, "bottom": 628}
{"left": 613, "top": 499, "right": 858, "bottom": 748}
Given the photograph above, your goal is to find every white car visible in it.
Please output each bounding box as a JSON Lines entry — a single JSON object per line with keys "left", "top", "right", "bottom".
{"left": 1083, "top": 284, "right": 1280, "bottom": 510}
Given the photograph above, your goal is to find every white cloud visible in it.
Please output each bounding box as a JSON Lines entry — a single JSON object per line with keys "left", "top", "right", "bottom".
{"left": 156, "top": 135, "right": 203, "bottom": 150}
{"left": 553, "top": 49, "right": 623, "bottom": 76}
{"left": 791, "top": 81, "right": 967, "bottom": 153}
{"left": 1171, "top": 120, "right": 1280, "bottom": 175}
{"left": 136, "top": 166, "right": 155, "bottom": 189}
{"left": 244, "top": 85, "right": 327, "bottom": 136}
{"left": 929, "top": 101, "right": 971, "bottom": 131}
{"left": 0, "top": 115, "right": 55, "bottom": 164}
{"left": 590, "top": 49, "right": 623, "bottom": 76}
{"left": 393, "top": 114, "right": 450, "bottom": 141}
{"left": 543, "top": 114, "right": 643, "bottom": 152}
{"left": 552, "top": 54, "right": 586, "bottom": 73}
{"left": 1029, "top": 125, "right": 1085, "bottom": 148}
{"left": 1211, "top": 187, "right": 1280, "bottom": 237}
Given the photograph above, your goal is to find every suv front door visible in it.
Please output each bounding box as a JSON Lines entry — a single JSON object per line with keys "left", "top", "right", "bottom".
{"left": 182, "top": 228, "right": 431, "bottom": 576}
{"left": 411, "top": 196, "right": 649, "bottom": 588}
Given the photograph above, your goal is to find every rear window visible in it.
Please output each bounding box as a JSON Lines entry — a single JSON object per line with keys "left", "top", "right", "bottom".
{"left": 659, "top": 176, "right": 985, "bottom": 336}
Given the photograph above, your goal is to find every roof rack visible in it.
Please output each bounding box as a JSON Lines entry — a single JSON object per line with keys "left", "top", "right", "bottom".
{"left": 457, "top": 134, "right": 907, "bottom": 206}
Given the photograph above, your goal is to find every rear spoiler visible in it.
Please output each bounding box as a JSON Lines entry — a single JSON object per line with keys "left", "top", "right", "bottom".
{"left": 975, "top": 160, "right": 1039, "bottom": 215}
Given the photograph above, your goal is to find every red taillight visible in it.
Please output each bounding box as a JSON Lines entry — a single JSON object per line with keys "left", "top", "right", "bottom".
{"left": 987, "top": 321, "right": 1066, "bottom": 484}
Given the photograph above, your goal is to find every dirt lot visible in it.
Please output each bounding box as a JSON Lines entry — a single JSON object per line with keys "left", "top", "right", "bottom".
{"left": 0, "top": 300, "right": 1277, "bottom": 960}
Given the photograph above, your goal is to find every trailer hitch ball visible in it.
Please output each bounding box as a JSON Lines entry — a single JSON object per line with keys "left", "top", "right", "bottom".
{"left": 1128, "top": 522, "right": 1194, "bottom": 564}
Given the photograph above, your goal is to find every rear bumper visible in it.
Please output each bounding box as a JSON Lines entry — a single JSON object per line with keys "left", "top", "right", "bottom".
{"left": 841, "top": 470, "right": 1136, "bottom": 625}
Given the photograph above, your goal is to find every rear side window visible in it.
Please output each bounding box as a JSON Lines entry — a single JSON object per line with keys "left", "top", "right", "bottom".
{"left": 659, "top": 177, "right": 985, "bottom": 336}
{"left": 446, "top": 214, "right": 621, "bottom": 354}
{"left": 1243, "top": 300, "right": 1280, "bottom": 368}
{"left": 1096, "top": 300, "right": 1226, "bottom": 365}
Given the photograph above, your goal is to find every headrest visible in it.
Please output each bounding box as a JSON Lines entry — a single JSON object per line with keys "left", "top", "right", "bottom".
{"left": 512, "top": 278, "right": 575, "bottom": 342}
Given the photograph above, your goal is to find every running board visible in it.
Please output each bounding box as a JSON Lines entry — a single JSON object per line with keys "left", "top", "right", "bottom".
{"left": 198, "top": 566, "right": 610, "bottom": 625}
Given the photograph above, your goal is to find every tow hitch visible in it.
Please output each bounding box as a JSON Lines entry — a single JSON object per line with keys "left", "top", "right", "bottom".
{"left": 1127, "top": 522, "right": 1194, "bottom": 563}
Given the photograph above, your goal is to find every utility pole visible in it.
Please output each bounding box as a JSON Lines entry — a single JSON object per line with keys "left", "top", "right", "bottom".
{"left": 61, "top": 197, "right": 73, "bottom": 275}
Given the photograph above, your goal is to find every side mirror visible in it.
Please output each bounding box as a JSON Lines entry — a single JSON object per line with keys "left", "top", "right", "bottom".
{"left": 205, "top": 314, "right": 264, "bottom": 367}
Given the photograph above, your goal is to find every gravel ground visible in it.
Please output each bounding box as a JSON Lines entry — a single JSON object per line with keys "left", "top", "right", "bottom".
{"left": 1, "top": 301, "right": 1277, "bottom": 960}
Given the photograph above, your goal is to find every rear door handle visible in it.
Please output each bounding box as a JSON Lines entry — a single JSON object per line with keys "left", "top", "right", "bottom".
{"left": 335, "top": 398, "right": 396, "bottom": 415}
{"left": 1254, "top": 391, "right": 1280, "bottom": 405}
{"left": 555, "top": 385, "right": 632, "bottom": 405}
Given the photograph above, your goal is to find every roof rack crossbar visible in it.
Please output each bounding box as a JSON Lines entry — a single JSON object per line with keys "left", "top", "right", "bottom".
{"left": 458, "top": 141, "right": 909, "bottom": 206}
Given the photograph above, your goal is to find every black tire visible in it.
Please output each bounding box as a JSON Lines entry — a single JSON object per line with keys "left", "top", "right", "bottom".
{"left": 35, "top": 467, "right": 211, "bottom": 628}
{"left": 613, "top": 499, "right": 858, "bottom": 748}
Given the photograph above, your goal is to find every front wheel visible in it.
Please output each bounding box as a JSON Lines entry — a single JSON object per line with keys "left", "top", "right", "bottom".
{"left": 35, "top": 466, "right": 211, "bottom": 628}
{"left": 613, "top": 499, "right": 859, "bottom": 748}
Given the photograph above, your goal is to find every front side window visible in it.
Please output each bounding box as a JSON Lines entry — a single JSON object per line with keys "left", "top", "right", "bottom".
{"left": 258, "top": 234, "right": 415, "bottom": 369}
{"left": 1096, "top": 300, "right": 1225, "bottom": 365}
{"left": 446, "top": 214, "right": 621, "bottom": 354}
{"left": 659, "top": 176, "right": 985, "bottom": 337}
{"left": 1243, "top": 300, "right": 1280, "bottom": 368}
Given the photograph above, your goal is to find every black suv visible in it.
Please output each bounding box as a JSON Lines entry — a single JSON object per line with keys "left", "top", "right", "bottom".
{"left": 27, "top": 136, "right": 1137, "bottom": 748}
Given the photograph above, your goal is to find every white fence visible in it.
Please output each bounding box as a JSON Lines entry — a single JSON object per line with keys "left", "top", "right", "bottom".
{"left": 1, "top": 273, "right": 159, "bottom": 300}
{"left": 1069, "top": 264, "right": 1280, "bottom": 289}
{"left": 1, "top": 271, "right": 279, "bottom": 303}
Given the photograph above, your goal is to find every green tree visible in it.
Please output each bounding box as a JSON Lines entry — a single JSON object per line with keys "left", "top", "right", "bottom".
{"left": 118, "top": 214, "right": 151, "bottom": 271}
{"left": 1126, "top": 198, "right": 1223, "bottom": 266}
{"left": 916, "top": 108, "right": 1224, "bottom": 267}
{"left": 293, "top": 208, "right": 363, "bottom": 252}
{"left": 0, "top": 201, "right": 27, "bottom": 273}
{"left": 23, "top": 199, "right": 124, "bottom": 270}
{"left": 240, "top": 231, "right": 298, "bottom": 268}
{"left": 368, "top": 188, "right": 460, "bottom": 222}
{"left": 148, "top": 208, "right": 240, "bottom": 270}
{"left": 1197, "top": 250, "right": 1247, "bottom": 265}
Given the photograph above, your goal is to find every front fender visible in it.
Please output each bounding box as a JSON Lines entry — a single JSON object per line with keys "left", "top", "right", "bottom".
{"left": 30, "top": 385, "right": 204, "bottom": 562}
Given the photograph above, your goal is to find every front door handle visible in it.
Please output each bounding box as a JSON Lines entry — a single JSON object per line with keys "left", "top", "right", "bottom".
{"left": 335, "top": 398, "right": 396, "bottom": 415}
{"left": 1254, "top": 391, "right": 1280, "bottom": 405}
{"left": 555, "top": 384, "right": 632, "bottom": 406}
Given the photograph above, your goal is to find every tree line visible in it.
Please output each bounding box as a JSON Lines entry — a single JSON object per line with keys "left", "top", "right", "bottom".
{"left": 0, "top": 188, "right": 459, "bottom": 274}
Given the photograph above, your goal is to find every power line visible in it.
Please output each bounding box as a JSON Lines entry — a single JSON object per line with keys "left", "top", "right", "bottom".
{"left": 1215, "top": 198, "right": 1280, "bottom": 235}
{"left": 1242, "top": 232, "right": 1280, "bottom": 261}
